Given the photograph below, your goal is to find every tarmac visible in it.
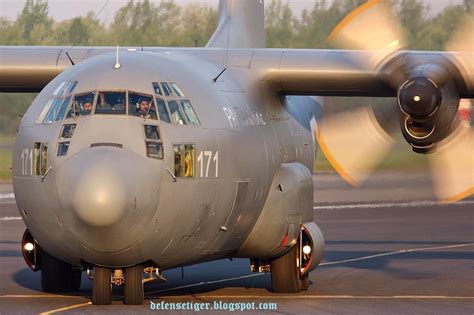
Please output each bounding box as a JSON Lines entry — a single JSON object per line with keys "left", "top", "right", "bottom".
{"left": 0, "top": 172, "right": 473, "bottom": 314}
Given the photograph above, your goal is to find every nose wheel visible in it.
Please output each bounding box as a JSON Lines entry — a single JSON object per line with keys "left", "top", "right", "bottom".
{"left": 124, "top": 264, "right": 144, "bottom": 305}
{"left": 92, "top": 266, "right": 112, "bottom": 305}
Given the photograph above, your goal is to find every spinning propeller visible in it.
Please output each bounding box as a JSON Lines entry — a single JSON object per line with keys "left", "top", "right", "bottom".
{"left": 318, "top": 0, "right": 473, "bottom": 202}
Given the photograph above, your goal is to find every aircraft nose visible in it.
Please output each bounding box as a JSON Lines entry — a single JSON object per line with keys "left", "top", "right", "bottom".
{"left": 71, "top": 159, "right": 127, "bottom": 227}
{"left": 56, "top": 147, "right": 159, "bottom": 229}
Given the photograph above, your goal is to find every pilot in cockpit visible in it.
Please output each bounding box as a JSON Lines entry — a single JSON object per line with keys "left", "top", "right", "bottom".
{"left": 83, "top": 98, "right": 93, "bottom": 112}
{"left": 134, "top": 98, "right": 156, "bottom": 119}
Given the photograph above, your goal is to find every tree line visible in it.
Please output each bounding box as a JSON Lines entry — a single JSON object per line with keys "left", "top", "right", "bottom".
{"left": 0, "top": 0, "right": 472, "bottom": 135}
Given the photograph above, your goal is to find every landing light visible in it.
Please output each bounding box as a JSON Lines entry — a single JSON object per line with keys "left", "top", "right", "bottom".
{"left": 303, "top": 245, "right": 311, "bottom": 255}
{"left": 414, "top": 95, "right": 421, "bottom": 102}
{"left": 24, "top": 242, "right": 34, "bottom": 251}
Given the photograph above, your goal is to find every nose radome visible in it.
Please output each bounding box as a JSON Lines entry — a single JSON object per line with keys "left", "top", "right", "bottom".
{"left": 56, "top": 147, "right": 160, "bottom": 228}
{"left": 72, "top": 163, "right": 127, "bottom": 227}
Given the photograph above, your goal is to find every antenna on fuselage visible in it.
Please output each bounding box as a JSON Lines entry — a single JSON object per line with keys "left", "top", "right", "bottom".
{"left": 114, "top": 46, "right": 121, "bottom": 69}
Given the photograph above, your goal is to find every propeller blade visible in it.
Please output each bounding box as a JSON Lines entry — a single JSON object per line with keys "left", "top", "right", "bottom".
{"left": 315, "top": 107, "right": 395, "bottom": 186}
{"left": 429, "top": 122, "right": 474, "bottom": 203}
{"left": 445, "top": 12, "right": 474, "bottom": 90}
{"left": 327, "top": 0, "right": 408, "bottom": 70}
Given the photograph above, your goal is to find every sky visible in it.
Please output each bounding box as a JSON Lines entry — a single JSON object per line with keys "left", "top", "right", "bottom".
{"left": 0, "top": 0, "right": 464, "bottom": 24}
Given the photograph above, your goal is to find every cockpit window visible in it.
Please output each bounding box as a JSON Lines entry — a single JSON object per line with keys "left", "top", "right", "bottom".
{"left": 96, "top": 92, "right": 126, "bottom": 115}
{"left": 152, "top": 82, "right": 162, "bottom": 96}
{"left": 37, "top": 80, "right": 78, "bottom": 124}
{"left": 168, "top": 100, "right": 187, "bottom": 125}
{"left": 67, "top": 92, "right": 95, "bottom": 118}
{"left": 155, "top": 98, "right": 171, "bottom": 123}
{"left": 180, "top": 100, "right": 200, "bottom": 125}
{"left": 53, "top": 81, "right": 77, "bottom": 97}
{"left": 170, "top": 82, "right": 185, "bottom": 97}
{"left": 144, "top": 125, "right": 160, "bottom": 140}
{"left": 129, "top": 92, "right": 157, "bottom": 119}
{"left": 151, "top": 82, "right": 200, "bottom": 126}
{"left": 144, "top": 125, "right": 163, "bottom": 159}
{"left": 43, "top": 98, "right": 66, "bottom": 124}
{"left": 161, "top": 82, "right": 173, "bottom": 96}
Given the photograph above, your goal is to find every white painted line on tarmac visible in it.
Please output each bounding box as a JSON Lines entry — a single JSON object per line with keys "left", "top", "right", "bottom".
{"left": 147, "top": 274, "right": 263, "bottom": 295}
{"left": 0, "top": 193, "right": 14, "bottom": 200}
{"left": 313, "top": 200, "right": 474, "bottom": 210}
{"left": 319, "top": 243, "right": 474, "bottom": 266}
{"left": 147, "top": 242, "right": 474, "bottom": 295}
{"left": 185, "top": 295, "right": 474, "bottom": 300}
{"left": 0, "top": 216, "right": 22, "bottom": 221}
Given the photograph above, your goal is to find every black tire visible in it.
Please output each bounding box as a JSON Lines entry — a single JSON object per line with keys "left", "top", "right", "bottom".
{"left": 41, "top": 250, "right": 80, "bottom": 292}
{"left": 124, "top": 264, "right": 144, "bottom": 305}
{"left": 270, "top": 245, "right": 301, "bottom": 293}
{"left": 300, "top": 274, "right": 309, "bottom": 291}
{"left": 72, "top": 269, "right": 82, "bottom": 291}
{"left": 92, "top": 266, "right": 112, "bottom": 305}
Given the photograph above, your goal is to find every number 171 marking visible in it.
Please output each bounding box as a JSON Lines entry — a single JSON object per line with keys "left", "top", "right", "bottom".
{"left": 197, "top": 151, "right": 219, "bottom": 178}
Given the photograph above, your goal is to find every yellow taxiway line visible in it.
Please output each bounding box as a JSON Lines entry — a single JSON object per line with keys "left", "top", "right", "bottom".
{"left": 38, "top": 302, "right": 92, "bottom": 315}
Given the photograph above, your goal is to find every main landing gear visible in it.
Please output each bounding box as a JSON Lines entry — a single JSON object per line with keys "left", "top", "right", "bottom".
{"left": 41, "top": 250, "right": 82, "bottom": 293}
{"left": 91, "top": 264, "right": 145, "bottom": 305}
{"left": 270, "top": 222, "right": 325, "bottom": 293}
{"left": 270, "top": 245, "right": 308, "bottom": 293}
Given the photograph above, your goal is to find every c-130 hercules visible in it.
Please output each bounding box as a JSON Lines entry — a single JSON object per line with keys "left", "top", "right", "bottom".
{"left": 1, "top": 0, "right": 472, "bottom": 305}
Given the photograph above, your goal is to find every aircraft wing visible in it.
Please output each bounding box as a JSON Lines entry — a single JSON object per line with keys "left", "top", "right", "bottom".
{"left": 1, "top": 46, "right": 472, "bottom": 99}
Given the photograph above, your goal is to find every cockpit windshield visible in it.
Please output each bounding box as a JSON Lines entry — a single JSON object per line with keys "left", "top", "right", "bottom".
{"left": 96, "top": 92, "right": 126, "bottom": 115}
{"left": 36, "top": 81, "right": 200, "bottom": 126}
{"left": 67, "top": 92, "right": 95, "bottom": 118}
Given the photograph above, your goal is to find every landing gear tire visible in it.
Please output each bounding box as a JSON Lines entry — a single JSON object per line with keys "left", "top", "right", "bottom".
{"left": 270, "top": 245, "right": 301, "bottom": 293}
{"left": 300, "top": 274, "right": 309, "bottom": 291}
{"left": 124, "top": 264, "right": 144, "bottom": 305}
{"left": 41, "top": 250, "right": 82, "bottom": 292}
{"left": 92, "top": 266, "right": 112, "bottom": 305}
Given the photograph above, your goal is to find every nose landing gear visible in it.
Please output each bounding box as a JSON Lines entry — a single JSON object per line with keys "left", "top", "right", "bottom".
{"left": 91, "top": 264, "right": 145, "bottom": 305}
{"left": 124, "top": 264, "right": 144, "bottom": 305}
{"left": 92, "top": 266, "right": 112, "bottom": 305}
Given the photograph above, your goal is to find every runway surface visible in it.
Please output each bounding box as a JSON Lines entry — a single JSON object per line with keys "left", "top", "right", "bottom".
{"left": 0, "top": 173, "right": 473, "bottom": 314}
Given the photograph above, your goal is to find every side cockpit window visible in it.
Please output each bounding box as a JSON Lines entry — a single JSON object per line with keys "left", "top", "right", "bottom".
{"left": 96, "top": 92, "right": 126, "bottom": 115}
{"left": 151, "top": 82, "right": 200, "bottom": 126}
{"left": 37, "top": 81, "right": 77, "bottom": 124}
{"left": 156, "top": 98, "right": 171, "bottom": 123}
{"left": 180, "top": 100, "right": 200, "bottom": 125}
{"left": 129, "top": 93, "right": 157, "bottom": 120}
{"left": 168, "top": 100, "right": 187, "bottom": 125}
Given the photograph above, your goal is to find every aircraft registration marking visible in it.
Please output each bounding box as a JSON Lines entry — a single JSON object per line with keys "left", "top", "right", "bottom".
{"left": 197, "top": 151, "right": 219, "bottom": 178}
{"left": 20, "top": 148, "right": 33, "bottom": 176}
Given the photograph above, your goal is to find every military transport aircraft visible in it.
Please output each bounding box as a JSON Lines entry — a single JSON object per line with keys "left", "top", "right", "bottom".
{"left": 0, "top": 0, "right": 472, "bottom": 305}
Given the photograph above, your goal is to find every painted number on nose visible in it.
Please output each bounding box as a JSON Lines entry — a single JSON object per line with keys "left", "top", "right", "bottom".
{"left": 197, "top": 151, "right": 219, "bottom": 178}
{"left": 20, "top": 149, "right": 33, "bottom": 176}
